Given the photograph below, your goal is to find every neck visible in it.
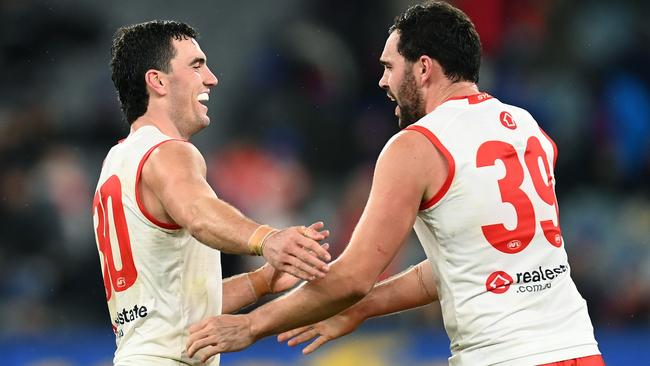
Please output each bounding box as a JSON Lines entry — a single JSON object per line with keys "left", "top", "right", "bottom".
{"left": 130, "top": 109, "right": 186, "bottom": 140}
{"left": 424, "top": 81, "right": 480, "bottom": 113}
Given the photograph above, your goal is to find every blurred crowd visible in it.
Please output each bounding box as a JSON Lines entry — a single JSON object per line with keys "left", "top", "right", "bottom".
{"left": 0, "top": 0, "right": 648, "bottom": 338}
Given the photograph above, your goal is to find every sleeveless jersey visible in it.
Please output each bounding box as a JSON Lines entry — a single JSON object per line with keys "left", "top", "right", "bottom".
{"left": 407, "top": 94, "right": 599, "bottom": 365}
{"left": 92, "top": 125, "right": 222, "bottom": 366}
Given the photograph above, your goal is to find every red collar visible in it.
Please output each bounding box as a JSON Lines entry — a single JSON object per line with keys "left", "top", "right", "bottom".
{"left": 443, "top": 92, "right": 493, "bottom": 105}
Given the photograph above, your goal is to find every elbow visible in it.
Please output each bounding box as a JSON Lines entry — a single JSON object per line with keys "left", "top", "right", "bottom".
{"left": 329, "top": 259, "right": 375, "bottom": 305}
{"left": 187, "top": 216, "right": 208, "bottom": 240}
{"left": 340, "top": 276, "right": 374, "bottom": 304}
{"left": 353, "top": 278, "right": 374, "bottom": 298}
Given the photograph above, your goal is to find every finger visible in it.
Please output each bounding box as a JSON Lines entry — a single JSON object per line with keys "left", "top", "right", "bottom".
{"left": 278, "top": 326, "right": 310, "bottom": 342}
{"left": 297, "top": 238, "right": 331, "bottom": 266}
{"left": 300, "top": 225, "right": 328, "bottom": 242}
{"left": 307, "top": 221, "right": 324, "bottom": 231}
{"left": 187, "top": 326, "right": 212, "bottom": 353}
{"left": 303, "top": 243, "right": 330, "bottom": 268}
{"left": 187, "top": 334, "right": 217, "bottom": 358}
{"left": 303, "top": 336, "right": 330, "bottom": 355}
{"left": 282, "top": 263, "right": 316, "bottom": 282}
{"left": 287, "top": 328, "right": 318, "bottom": 346}
{"left": 284, "top": 253, "right": 326, "bottom": 279}
{"left": 188, "top": 318, "right": 209, "bottom": 333}
{"left": 198, "top": 344, "right": 222, "bottom": 363}
{"left": 307, "top": 222, "right": 330, "bottom": 239}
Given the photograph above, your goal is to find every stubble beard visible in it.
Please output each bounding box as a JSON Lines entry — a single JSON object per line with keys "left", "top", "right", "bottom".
{"left": 396, "top": 70, "right": 426, "bottom": 129}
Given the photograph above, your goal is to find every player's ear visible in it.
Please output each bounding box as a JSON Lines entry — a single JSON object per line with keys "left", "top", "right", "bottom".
{"left": 145, "top": 69, "right": 167, "bottom": 96}
{"left": 418, "top": 56, "right": 444, "bottom": 86}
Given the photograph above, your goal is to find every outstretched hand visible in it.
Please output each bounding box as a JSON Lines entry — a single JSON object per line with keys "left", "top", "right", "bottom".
{"left": 186, "top": 314, "right": 254, "bottom": 362}
{"left": 262, "top": 221, "right": 331, "bottom": 281}
{"left": 277, "top": 311, "right": 362, "bottom": 355}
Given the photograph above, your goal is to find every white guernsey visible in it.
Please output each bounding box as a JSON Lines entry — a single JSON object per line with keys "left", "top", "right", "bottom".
{"left": 409, "top": 93, "right": 599, "bottom": 365}
{"left": 93, "top": 126, "right": 222, "bottom": 366}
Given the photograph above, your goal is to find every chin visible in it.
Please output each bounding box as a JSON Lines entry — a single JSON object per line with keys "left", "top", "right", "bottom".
{"left": 198, "top": 115, "right": 211, "bottom": 127}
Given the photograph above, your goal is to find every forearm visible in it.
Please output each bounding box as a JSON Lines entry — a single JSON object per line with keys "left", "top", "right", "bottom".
{"left": 222, "top": 267, "right": 274, "bottom": 314}
{"left": 186, "top": 197, "right": 261, "bottom": 254}
{"left": 249, "top": 256, "right": 372, "bottom": 339}
{"left": 345, "top": 260, "right": 438, "bottom": 322}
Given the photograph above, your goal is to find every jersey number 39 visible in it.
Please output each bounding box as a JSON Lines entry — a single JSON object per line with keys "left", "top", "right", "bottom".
{"left": 477, "top": 136, "right": 562, "bottom": 254}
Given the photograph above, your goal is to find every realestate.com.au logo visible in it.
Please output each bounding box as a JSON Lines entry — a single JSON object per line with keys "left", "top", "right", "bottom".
{"left": 485, "top": 264, "right": 569, "bottom": 294}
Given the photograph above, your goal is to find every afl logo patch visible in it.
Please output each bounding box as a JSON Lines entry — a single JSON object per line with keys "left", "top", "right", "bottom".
{"left": 499, "top": 111, "right": 517, "bottom": 130}
{"left": 486, "top": 271, "right": 514, "bottom": 294}
{"left": 507, "top": 240, "right": 522, "bottom": 250}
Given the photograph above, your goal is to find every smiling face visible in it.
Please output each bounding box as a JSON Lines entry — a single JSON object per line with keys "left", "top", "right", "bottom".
{"left": 165, "top": 37, "right": 218, "bottom": 137}
{"left": 378, "top": 31, "right": 426, "bottom": 129}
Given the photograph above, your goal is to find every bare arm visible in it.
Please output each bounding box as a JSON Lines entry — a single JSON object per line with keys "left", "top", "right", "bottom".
{"left": 278, "top": 260, "right": 438, "bottom": 354}
{"left": 221, "top": 267, "right": 271, "bottom": 315}
{"left": 186, "top": 130, "right": 448, "bottom": 360}
{"left": 333, "top": 259, "right": 437, "bottom": 321}
{"left": 222, "top": 264, "right": 301, "bottom": 314}
{"left": 142, "top": 141, "right": 331, "bottom": 280}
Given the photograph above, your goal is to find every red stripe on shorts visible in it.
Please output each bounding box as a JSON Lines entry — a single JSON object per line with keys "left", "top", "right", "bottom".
{"left": 539, "top": 354, "right": 605, "bottom": 366}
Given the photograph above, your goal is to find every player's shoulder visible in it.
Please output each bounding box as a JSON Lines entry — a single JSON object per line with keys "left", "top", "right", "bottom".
{"left": 144, "top": 138, "right": 204, "bottom": 174}
{"left": 496, "top": 100, "right": 535, "bottom": 120}
{"left": 379, "top": 128, "right": 443, "bottom": 167}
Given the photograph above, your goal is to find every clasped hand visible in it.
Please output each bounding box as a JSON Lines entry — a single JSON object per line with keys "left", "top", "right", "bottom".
{"left": 263, "top": 221, "right": 331, "bottom": 281}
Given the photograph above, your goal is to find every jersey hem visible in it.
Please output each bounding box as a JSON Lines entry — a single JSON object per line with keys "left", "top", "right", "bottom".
{"left": 492, "top": 345, "right": 600, "bottom": 366}
{"left": 450, "top": 335, "right": 599, "bottom": 366}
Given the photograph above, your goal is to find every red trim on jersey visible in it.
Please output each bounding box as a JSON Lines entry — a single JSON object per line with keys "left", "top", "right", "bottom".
{"left": 539, "top": 127, "right": 558, "bottom": 167}
{"left": 135, "top": 139, "right": 186, "bottom": 230}
{"left": 405, "top": 125, "right": 456, "bottom": 210}
{"left": 443, "top": 92, "right": 493, "bottom": 105}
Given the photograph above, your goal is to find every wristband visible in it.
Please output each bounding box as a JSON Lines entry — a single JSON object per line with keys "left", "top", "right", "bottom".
{"left": 248, "top": 224, "right": 279, "bottom": 256}
{"left": 247, "top": 270, "right": 272, "bottom": 300}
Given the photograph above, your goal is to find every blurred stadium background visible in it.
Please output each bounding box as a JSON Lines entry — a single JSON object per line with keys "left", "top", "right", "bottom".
{"left": 1, "top": 0, "right": 649, "bottom": 365}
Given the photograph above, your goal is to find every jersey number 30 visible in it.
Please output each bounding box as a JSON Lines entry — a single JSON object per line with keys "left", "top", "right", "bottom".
{"left": 92, "top": 175, "right": 138, "bottom": 300}
{"left": 477, "top": 136, "right": 562, "bottom": 254}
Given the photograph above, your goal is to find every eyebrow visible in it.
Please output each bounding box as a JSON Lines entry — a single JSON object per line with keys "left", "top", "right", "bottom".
{"left": 189, "top": 57, "right": 206, "bottom": 66}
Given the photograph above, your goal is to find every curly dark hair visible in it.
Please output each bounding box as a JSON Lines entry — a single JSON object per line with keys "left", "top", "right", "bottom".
{"left": 110, "top": 20, "right": 198, "bottom": 124}
{"left": 389, "top": 1, "right": 481, "bottom": 83}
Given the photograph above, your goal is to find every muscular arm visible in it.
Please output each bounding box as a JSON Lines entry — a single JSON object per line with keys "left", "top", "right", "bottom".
{"left": 141, "top": 141, "right": 330, "bottom": 279}
{"left": 187, "top": 130, "right": 448, "bottom": 358}
{"left": 141, "top": 141, "right": 259, "bottom": 254}
{"left": 142, "top": 141, "right": 261, "bottom": 253}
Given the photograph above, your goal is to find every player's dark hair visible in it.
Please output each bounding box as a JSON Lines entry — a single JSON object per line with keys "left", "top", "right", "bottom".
{"left": 389, "top": 1, "right": 481, "bottom": 83}
{"left": 110, "top": 20, "right": 198, "bottom": 124}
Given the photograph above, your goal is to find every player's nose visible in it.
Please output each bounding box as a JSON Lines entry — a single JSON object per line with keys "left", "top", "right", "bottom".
{"left": 378, "top": 71, "right": 388, "bottom": 90}
{"left": 204, "top": 66, "right": 218, "bottom": 87}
